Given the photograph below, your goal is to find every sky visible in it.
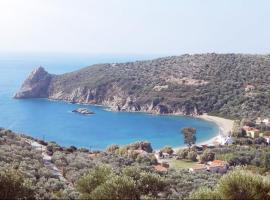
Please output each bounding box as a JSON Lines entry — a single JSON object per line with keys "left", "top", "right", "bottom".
{"left": 0, "top": 0, "right": 269, "bottom": 55}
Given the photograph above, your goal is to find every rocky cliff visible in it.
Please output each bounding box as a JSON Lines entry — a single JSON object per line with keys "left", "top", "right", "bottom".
{"left": 14, "top": 67, "right": 52, "bottom": 98}
{"left": 14, "top": 54, "right": 270, "bottom": 118}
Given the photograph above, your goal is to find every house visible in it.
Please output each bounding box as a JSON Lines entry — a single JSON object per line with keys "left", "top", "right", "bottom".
{"left": 189, "top": 164, "right": 207, "bottom": 173}
{"left": 223, "top": 136, "right": 233, "bottom": 145}
{"left": 207, "top": 160, "right": 228, "bottom": 173}
{"left": 255, "top": 117, "right": 270, "bottom": 126}
{"left": 243, "top": 126, "right": 260, "bottom": 138}
{"left": 263, "top": 118, "right": 270, "bottom": 125}
{"left": 263, "top": 136, "right": 270, "bottom": 144}
{"left": 157, "top": 151, "right": 171, "bottom": 159}
{"left": 244, "top": 84, "right": 255, "bottom": 92}
{"left": 154, "top": 164, "right": 168, "bottom": 172}
{"left": 255, "top": 117, "right": 263, "bottom": 125}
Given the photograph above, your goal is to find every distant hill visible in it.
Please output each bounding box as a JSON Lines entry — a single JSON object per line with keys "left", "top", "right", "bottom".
{"left": 15, "top": 53, "right": 270, "bottom": 118}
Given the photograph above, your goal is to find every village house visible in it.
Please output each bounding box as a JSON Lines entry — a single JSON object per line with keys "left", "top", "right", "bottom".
{"left": 255, "top": 117, "right": 270, "bottom": 126}
{"left": 189, "top": 164, "right": 207, "bottom": 173}
{"left": 189, "top": 160, "right": 229, "bottom": 173}
{"left": 263, "top": 136, "right": 270, "bottom": 144}
{"left": 154, "top": 164, "right": 168, "bottom": 173}
{"left": 242, "top": 126, "right": 262, "bottom": 138}
{"left": 263, "top": 118, "right": 270, "bottom": 125}
{"left": 223, "top": 136, "right": 233, "bottom": 145}
{"left": 157, "top": 151, "right": 172, "bottom": 159}
{"left": 244, "top": 84, "right": 255, "bottom": 92}
{"left": 207, "top": 160, "right": 228, "bottom": 173}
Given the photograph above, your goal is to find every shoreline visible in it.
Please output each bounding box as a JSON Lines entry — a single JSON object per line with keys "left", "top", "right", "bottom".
{"left": 172, "top": 114, "right": 234, "bottom": 152}
{"left": 15, "top": 97, "right": 234, "bottom": 151}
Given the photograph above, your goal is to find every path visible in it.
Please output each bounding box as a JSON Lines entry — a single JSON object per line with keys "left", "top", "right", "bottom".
{"left": 23, "top": 138, "right": 68, "bottom": 183}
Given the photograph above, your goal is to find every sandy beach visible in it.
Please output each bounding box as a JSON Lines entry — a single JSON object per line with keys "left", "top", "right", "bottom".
{"left": 172, "top": 114, "right": 234, "bottom": 152}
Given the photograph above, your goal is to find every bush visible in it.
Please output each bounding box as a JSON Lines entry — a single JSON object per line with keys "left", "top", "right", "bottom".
{"left": 0, "top": 169, "right": 34, "bottom": 199}
{"left": 91, "top": 175, "right": 137, "bottom": 199}
{"left": 187, "top": 151, "right": 197, "bottom": 161}
{"left": 76, "top": 165, "right": 166, "bottom": 199}
{"left": 200, "top": 149, "right": 215, "bottom": 163}
{"left": 190, "top": 168, "right": 270, "bottom": 200}
{"left": 106, "top": 144, "right": 119, "bottom": 153}
{"left": 176, "top": 148, "right": 189, "bottom": 159}
{"left": 160, "top": 146, "right": 174, "bottom": 155}
{"left": 76, "top": 165, "right": 112, "bottom": 199}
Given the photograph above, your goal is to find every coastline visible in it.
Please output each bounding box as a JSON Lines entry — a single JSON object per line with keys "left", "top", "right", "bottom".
{"left": 172, "top": 114, "right": 234, "bottom": 152}
{"left": 15, "top": 98, "right": 234, "bottom": 151}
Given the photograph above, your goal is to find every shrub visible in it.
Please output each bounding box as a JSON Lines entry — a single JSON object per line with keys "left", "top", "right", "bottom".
{"left": 0, "top": 169, "right": 34, "bottom": 200}
{"left": 160, "top": 146, "right": 174, "bottom": 155}
{"left": 190, "top": 168, "right": 270, "bottom": 200}
{"left": 200, "top": 149, "right": 215, "bottom": 163}
{"left": 76, "top": 165, "right": 112, "bottom": 199}
{"left": 91, "top": 175, "right": 137, "bottom": 199}
{"left": 187, "top": 151, "right": 197, "bottom": 161}
{"left": 176, "top": 148, "right": 189, "bottom": 159}
{"left": 106, "top": 144, "right": 119, "bottom": 153}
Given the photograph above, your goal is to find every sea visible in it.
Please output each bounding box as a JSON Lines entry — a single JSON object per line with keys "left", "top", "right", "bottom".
{"left": 0, "top": 53, "right": 218, "bottom": 150}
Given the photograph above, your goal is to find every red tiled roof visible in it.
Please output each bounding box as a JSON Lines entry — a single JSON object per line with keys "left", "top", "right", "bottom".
{"left": 242, "top": 126, "right": 259, "bottom": 132}
{"left": 154, "top": 165, "right": 168, "bottom": 172}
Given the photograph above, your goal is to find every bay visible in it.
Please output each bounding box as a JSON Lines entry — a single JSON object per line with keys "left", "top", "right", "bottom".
{"left": 0, "top": 53, "right": 218, "bottom": 149}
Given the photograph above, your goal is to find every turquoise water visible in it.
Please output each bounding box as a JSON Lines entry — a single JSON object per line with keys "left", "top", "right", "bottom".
{"left": 0, "top": 53, "right": 218, "bottom": 149}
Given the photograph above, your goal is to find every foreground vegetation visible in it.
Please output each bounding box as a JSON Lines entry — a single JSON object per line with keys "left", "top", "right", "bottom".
{"left": 1, "top": 126, "right": 270, "bottom": 199}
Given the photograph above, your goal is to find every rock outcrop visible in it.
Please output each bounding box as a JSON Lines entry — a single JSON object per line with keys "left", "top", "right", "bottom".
{"left": 14, "top": 67, "right": 52, "bottom": 98}
{"left": 72, "top": 108, "right": 95, "bottom": 115}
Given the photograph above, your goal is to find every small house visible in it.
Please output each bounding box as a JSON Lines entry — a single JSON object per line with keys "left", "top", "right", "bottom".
{"left": 189, "top": 164, "right": 207, "bottom": 173}
{"left": 154, "top": 164, "right": 168, "bottom": 173}
{"left": 263, "top": 136, "right": 270, "bottom": 144}
{"left": 243, "top": 126, "right": 260, "bottom": 138}
{"left": 244, "top": 84, "right": 255, "bottom": 92}
{"left": 207, "top": 160, "right": 228, "bottom": 173}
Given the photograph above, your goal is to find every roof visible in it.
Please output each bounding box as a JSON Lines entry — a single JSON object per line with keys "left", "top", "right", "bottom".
{"left": 208, "top": 160, "right": 227, "bottom": 166}
{"left": 191, "top": 164, "right": 206, "bottom": 170}
{"left": 154, "top": 164, "right": 168, "bottom": 172}
{"left": 242, "top": 126, "right": 259, "bottom": 132}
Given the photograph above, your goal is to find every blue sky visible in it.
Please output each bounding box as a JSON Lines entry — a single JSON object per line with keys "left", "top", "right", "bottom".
{"left": 0, "top": 0, "right": 269, "bottom": 55}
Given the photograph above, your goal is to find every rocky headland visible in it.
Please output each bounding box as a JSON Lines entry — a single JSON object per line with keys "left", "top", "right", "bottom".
{"left": 14, "top": 54, "right": 270, "bottom": 118}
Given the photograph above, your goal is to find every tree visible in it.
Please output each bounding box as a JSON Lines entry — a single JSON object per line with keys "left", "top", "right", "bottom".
{"left": 91, "top": 175, "right": 137, "bottom": 200}
{"left": 76, "top": 165, "right": 166, "bottom": 199}
{"left": 200, "top": 149, "right": 215, "bottom": 163}
{"left": 189, "top": 187, "right": 221, "bottom": 200}
{"left": 138, "top": 172, "right": 166, "bottom": 198}
{"left": 190, "top": 168, "right": 270, "bottom": 200}
{"left": 76, "top": 165, "right": 112, "bottom": 199}
{"left": 0, "top": 169, "right": 34, "bottom": 200}
{"left": 122, "top": 166, "right": 166, "bottom": 198}
{"left": 187, "top": 151, "right": 198, "bottom": 161}
{"left": 176, "top": 148, "right": 189, "bottom": 159}
{"left": 263, "top": 152, "right": 270, "bottom": 169}
{"left": 160, "top": 146, "right": 174, "bottom": 155}
{"left": 181, "top": 127, "right": 197, "bottom": 149}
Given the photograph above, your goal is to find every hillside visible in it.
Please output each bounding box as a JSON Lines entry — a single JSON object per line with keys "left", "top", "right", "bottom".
{"left": 0, "top": 129, "right": 221, "bottom": 199}
{"left": 15, "top": 53, "right": 270, "bottom": 118}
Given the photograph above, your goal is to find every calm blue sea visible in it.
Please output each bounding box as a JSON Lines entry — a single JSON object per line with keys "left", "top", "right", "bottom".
{"left": 0, "top": 53, "right": 218, "bottom": 150}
